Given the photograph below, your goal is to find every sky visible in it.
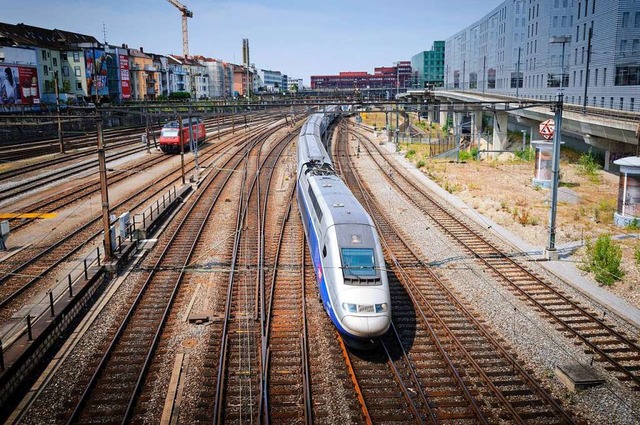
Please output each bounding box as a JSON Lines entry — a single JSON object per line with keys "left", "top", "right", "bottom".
{"left": 4, "top": 0, "right": 499, "bottom": 85}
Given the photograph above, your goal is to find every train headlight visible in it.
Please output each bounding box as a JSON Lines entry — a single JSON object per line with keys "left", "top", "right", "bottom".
{"left": 342, "top": 303, "right": 358, "bottom": 313}
{"left": 375, "top": 303, "right": 388, "bottom": 313}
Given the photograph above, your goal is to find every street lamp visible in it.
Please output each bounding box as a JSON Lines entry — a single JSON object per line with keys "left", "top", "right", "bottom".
{"left": 545, "top": 36, "right": 570, "bottom": 260}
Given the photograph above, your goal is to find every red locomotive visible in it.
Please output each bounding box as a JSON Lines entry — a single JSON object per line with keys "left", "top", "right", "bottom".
{"left": 159, "top": 118, "right": 206, "bottom": 153}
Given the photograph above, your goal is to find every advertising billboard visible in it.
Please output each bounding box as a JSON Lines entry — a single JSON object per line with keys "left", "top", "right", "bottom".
{"left": 118, "top": 53, "right": 131, "bottom": 100}
{"left": 85, "top": 49, "right": 109, "bottom": 97}
{"left": 0, "top": 65, "right": 40, "bottom": 105}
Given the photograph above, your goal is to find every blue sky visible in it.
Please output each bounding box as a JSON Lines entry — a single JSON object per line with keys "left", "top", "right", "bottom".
{"left": 5, "top": 0, "right": 498, "bottom": 85}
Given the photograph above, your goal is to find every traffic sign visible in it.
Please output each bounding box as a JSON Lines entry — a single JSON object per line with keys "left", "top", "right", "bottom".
{"left": 539, "top": 119, "right": 555, "bottom": 140}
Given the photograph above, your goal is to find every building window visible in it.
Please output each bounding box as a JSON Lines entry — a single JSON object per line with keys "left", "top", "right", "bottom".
{"left": 73, "top": 51, "right": 79, "bottom": 61}
{"left": 578, "top": 2, "right": 581, "bottom": 18}
{"left": 620, "top": 98, "right": 624, "bottom": 110}
{"left": 77, "top": 81, "right": 82, "bottom": 90}
{"left": 623, "top": 12, "right": 630, "bottom": 28}
{"left": 62, "top": 52, "right": 68, "bottom": 60}
{"left": 631, "top": 98, "right": 635, "bottom": 111}
{"left": 41, "top": 50, "right": 47, "bottom": 60}
{"left": 573, "top": 71, "right": 577, "bottom": 86}
{"left": 610, "top": 97, "right": 614, "bottom": 108}
{"left": 592, "top": 0, "right": 595, "bottom": 13}
{"left": 52, "top": 57, "right": 57, "bottom": 67}
{"left": 43, "top": 65, "right": 48, "bottom": 76}
{"left": 74, "top": 66, "right": 81, "bottom": 77}
{"left": 615, "top": 66, "right": 640, "bottom": 85}
{"left": 620, "top": 40, "right": 628, "bottom": 56}
{"left": 62, "top": 65, "right": 69, "bottom": 77}
{"left": 580, "top": 70, "right": 583, "bottom": 86}
{"left": 562, "top": 16, "right": 567, "bottom": 27}
{"left": 594, "top": 68, "right": 598, "bottom": 86}
{"left": 636, "top": 11, "right": 640, "bottom": 28}
{"left": 601, "top": 97, "right": 604, "bottom": 107}
{"left": 603, "top": 68, "right": 607, "bottom": 85}
{"left": 511, "top": 72, "right": 523, "bottom": 88}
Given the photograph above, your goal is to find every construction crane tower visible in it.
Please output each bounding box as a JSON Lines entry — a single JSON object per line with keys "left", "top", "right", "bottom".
{"left": 166, "top": 0, "right": 193, "bottom": 58}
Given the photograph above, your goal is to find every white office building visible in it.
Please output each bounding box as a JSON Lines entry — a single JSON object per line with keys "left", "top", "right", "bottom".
{"left": 445, "top": 0, "right": 640, "bottom": 111}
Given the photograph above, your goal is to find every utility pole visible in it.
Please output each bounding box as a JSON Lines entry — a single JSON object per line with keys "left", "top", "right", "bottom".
{"left": 516, "top": 47, "right": 521, "bottom": 97}
{"left": 482, "top": 56, "right": 486, "bottom": 94}
{"left": 54, "top": 71, "right": 64, "bottom": 153}
{"left": 179, "top": 116, "right": 186, "bottom": 184}
{"left": 545, "top": 94, "right": 564, "bottom": 260}
{"left": 582, "top": 27, "right": 593, "bottom": 114}
{"left": 97, "top": 116, "right": 112, "bottom": 261}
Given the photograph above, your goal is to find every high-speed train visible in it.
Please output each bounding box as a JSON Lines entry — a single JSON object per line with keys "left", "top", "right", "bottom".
{"left": 297, "top": 109, "right": 391, "bottom": 347}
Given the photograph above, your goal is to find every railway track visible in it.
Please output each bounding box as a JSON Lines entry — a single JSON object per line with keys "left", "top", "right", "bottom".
{"left": 65, "top": 121, "right": 291, "bottom": 423}
{"left": 0, "top": 119, "right": 280, "bottom": 324}
{"left": 351, "top": 122, "right": 640, "bottom": 392}
{"left": 335, "top": 121, "right": 578, "bottom": 423}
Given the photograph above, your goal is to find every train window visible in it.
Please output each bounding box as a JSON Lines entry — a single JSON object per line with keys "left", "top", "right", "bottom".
{"left": 322, "top": 246, "right": 327, "bottom": 257}
{"left": 341, "top": 248, "right": 376, "bottom": 277}
{"left": 308, "top": 187, "right": 323, "bottom": 222}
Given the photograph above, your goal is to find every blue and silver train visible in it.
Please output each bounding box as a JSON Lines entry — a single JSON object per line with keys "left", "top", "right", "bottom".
{"left": 297, "top": 109, "right": 391, "bottom": 347}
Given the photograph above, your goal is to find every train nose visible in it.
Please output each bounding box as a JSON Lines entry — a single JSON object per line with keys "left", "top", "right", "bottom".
{"left": 342, "top": 315, "right": 390, "bottom": 338}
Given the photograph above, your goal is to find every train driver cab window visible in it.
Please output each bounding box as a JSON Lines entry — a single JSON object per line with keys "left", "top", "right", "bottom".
{"left": 322, "top": 245, "right": 327, "bottom": 258}
{"left": 341, "top": 248, "right": 376, "bottom": 277}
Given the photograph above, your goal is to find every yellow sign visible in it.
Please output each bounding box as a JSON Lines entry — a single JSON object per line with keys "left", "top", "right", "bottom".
{"left": 0, "top": 213, "right": 57, "bottom": 219}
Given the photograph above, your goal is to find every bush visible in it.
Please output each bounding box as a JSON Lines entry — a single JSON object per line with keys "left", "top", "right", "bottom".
{"left": 514, "top": 147, "right": 535, "bottom": 161}
{"left": 459, "top": 150, "right": 472, "bottom": 161}
{"left": 169, "top": 91, "right": 191, "bottom": 100}
{"left": 584, "top": 235, "right": 624, "bottom": 285}
{"left": 635, "top": 245, "right": 640, "bottom": 269}
{"left": 405, "top": 149, "right": 416, "bottom": 160}
{"left": 577, "top": 149, "right": 601, "bottom": 182}
{"left": 416, "top": 160, "right": 426, "bottom": 168}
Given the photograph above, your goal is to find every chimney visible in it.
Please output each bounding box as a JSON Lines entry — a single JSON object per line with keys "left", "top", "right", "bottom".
{"left": 121, "top": 43, "right": 126, "bottom": 48}
{"left": 140, "top": 46, "right": 144, "bottom": 53}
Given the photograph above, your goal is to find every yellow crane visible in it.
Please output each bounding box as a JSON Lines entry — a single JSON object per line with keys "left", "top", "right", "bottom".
{"left": 166, "top": 0, "right": 193, "bottom": 58}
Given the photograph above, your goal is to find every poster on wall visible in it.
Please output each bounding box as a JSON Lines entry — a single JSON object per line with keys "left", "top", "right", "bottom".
{"left": 118, "top": 53, "right": 130, "bottom": 100}
{"left": 0, "top": 65, "right": 40, "bottom": 105}
{"left": 85, "top": 49, "right": 109, "bottom": 97}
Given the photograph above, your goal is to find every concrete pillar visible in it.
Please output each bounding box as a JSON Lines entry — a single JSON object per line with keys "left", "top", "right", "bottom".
{"left": 439, "top": 110, "right": 448, "bottom": 128}
{"left": 475, "top": 111, "right": 483, "bottom": 148}
{"left": 427, "top": 106, "right": 436, "bottom": 124}
{"left": 492, "top": 112, "right": 508, "bottom": 154}
{"left": 584, "top": 134, "right": 621, "bottom": 172}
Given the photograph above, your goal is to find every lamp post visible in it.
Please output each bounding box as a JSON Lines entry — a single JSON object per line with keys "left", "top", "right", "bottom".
{"left": 521, "top": 129, "right": 527, "bottom": 151}
{"left": 582, "top": 27, "right": 593, "bottom": 114}
{"left": 545, "top": 36, "right": 570, "bottom": 260}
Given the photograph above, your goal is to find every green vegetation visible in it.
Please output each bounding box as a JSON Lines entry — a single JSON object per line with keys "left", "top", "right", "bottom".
{"left": 416, "top": 160, "right": 426, "bottom": 169}
{"left": 405, "top": 149, "right": 417, "bottom": 160}
{"left": 577, "top": 149, "right": 602, "bottom": 182}
{"left": 583, "top": 234, "right": 624, "bottom": 285}
{"left": 626, "top": 218, "right": 640, "bottom": 230}
{"left": 169, "top": 91, "right": 191, "bottom": 100}
{"left": 514, "top": 147, "right": 535, "bottom": 161}
{"left": 634, "top": 244, "right": 640, "bottom": 269}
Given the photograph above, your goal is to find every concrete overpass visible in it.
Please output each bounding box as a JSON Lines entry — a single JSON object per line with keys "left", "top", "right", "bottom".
{"left": 399, "top": 90, "right": 640, "bottom": 167}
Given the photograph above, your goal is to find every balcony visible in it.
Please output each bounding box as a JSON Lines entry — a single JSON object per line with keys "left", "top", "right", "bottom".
{"left": 144, "top": 64, "right": 158, "bottom": 72}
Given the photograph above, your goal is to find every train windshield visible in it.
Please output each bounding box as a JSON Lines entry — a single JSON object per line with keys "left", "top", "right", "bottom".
{"left": 341, "top": 248, "right": 376, "bottom": 277}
